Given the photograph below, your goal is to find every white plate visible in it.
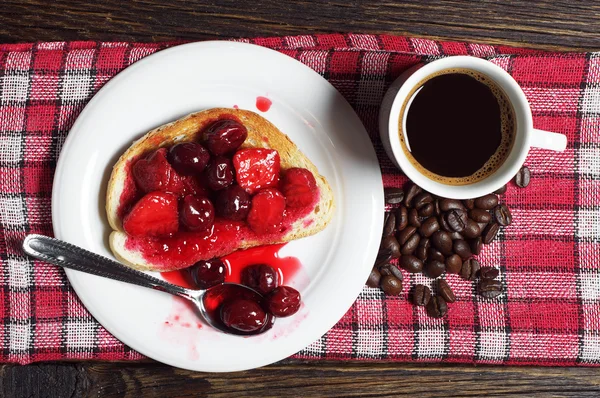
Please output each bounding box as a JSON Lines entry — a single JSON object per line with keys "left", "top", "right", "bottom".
{"left": 52, "top": 41, "right": 383, "bottom": 372}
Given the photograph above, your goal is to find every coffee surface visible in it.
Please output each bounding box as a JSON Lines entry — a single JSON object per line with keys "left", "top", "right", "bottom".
{"left": 399, "top": 69, "right": 515, "bottom": 185}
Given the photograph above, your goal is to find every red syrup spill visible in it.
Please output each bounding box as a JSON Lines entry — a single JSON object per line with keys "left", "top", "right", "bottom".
{"left": 160, "top": 244, "right": 301, "bottom": 335}
{"left": 256, "top": 96, "right": 272, "bottom": 112}
{"left": 161, "top": 269, "right": 194, "bottom": 289}
{"left": 160, "top": 243, "right": 301, "bottom": 288}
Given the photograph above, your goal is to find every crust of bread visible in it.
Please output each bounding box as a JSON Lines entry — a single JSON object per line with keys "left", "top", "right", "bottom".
{"left": 106, "top": 108, "right": 334, "bottom": 271}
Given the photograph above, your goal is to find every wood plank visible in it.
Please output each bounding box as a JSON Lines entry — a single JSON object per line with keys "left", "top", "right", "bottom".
{"left": 0, "top": 0, "right": 599, "bottom": 51}
{"left": 3, "top": 360, "right": 600, "bottom": 397}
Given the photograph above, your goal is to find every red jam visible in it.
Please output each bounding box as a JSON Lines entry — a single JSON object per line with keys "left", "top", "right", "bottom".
{"left": 161, "top": 243, "right": 301, "bottom": 288}
{"left": 120, "top": 116, "right": 319, "bottom": 270}
{"left": 256, "top": 96, "right": 272, "bottom": 112}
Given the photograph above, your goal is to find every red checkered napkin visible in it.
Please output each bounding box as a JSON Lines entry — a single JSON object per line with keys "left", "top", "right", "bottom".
{"left": 0, "top": 35, "right": 599, "bottom": 365}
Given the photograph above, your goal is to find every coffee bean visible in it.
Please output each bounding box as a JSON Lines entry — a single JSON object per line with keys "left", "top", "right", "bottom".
{"left": 418, "top": 203, "right": 435, "bottom": 217}
{"left": 515, "top": 166, "right": 531, "bottom": 188}
{"left": 431, "top": 230, "right": 453, "bottom": 256}
{"left": 401, "top": 233, "right": 420, "bottom": 255}
{"left": 478, "top": 279, "right": 502, "bottom": 298}
{"left": 385, "top": 187, "right": 405, "bottom": 205}
{"left": 396, "top": 205, "right": 408, "bottom": 231}
{"left": 469, "top": 237, "right": 482, "bottom": 255}
{"left": 482, "top": 223, "right": 500, "bottom": 244}
{"left": 381, "top": 275, "right": 403, "bottom": 295}
{"left": 460, "top": 258, "right": 480, "bottom": 281}
{"left": 437, "top": 279, "right": 456, "bottom": 303}
{"left": 375, "top": 248, "right": 393, "bottom": 267}
{"left": 477, "top": 222, "right": 489, "bottom": 232}
{"left": 366, "top": 268, "right": 381, "bottom": 288}
{"left": 474, "top": 194, "right": 499, "bottom": 210}
{"left": 449, "top": 231, "right": 464, "bottom": 240}
{"left": 426, "top": 296, "right": 448, "bottom": 318}
{"left": 462, "top": 219, "right": 481, "bottom": 239}
{"left": 446, "top": 209, "right": 469, "bottom": 232}
{"left": 416, "top": 238, "right": 430, "bottom": 261}
{"left": 397, "top": 226, "right": 417, "bottom": 245}
{"left": 463, "top": 199, "right": 475, "bottom": 209}
{"left": 408, "top": 208, "right": 421, "bottom": 228}
{"left": 453, "top": 239, "right": 472, "bottom": 260}
{"left": 425, "top": 259, "right": 445, "bottom": 278}
{"left": 383, "top": 212, "right": 396, "bottom": 237}
{"left": 493, "top": 203, "right": 512, "bottom": 226}
{"left": 479, "top": 266, "right": 499, "bottom": 280}
{"left": 404, "top": 184, "right": 421, "bottom": 207}
{"left": 439, "top": 199, "right": 465, "bottom": 212}
{"left": 413, "top": 284, "right": 431, "bottom": 306}
{"left": 413, "top": 192, "right": 434, "bottom": 209}
{"left": 400, "top": 255, "right": 424, "bottom": 273}
{"left": 494, "top": 184, "right": 507, "bottom": 195}
{"left": 379, "top": 263, "right": 403, "bottom": 280}
{"left": 419, "top": 217, "right": 440, "bottom": 237}
{"left": 439, "top": 214, "right": 452, "bottom": 232}
{"left": 428, "top": 247, "right": 446, "bottom": 263}
{"left": 381, "top": 235, "right": 401, "bottom": 258}
{"left": 434, "top": 199, "right": 441, "bottom": 216}
{"left": 445, "top": 254, "right": 463, "bottom": 274}
{"left": 469, "top": 208, "right": 492, "bottom": 223}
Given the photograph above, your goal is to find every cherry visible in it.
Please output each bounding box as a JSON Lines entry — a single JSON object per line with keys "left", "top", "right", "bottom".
{"left": 215, "top": 185, "right": 251, "bottom": 221}
{"left": 205, "top": 156, "right": 234, "bottom": 191}
{"left": 265, "top": 286, "right": 301, "bottom": 317}
{"left": 167, "top": 142, "right": 210, "bottom": 176}
{"left": 179, "top": 195, "right": 214, "bottom": 231}
{"left": 187, "top": 258, "right": 226, "bottom": 289}
{"left": 240, "top": 264, "right": 279, "bottom": 295}
{"left": 220, "top": 298, "right": 267, "bottom": 332}
{"left": 203, "top": 119, "right": 248, "bottom": 155}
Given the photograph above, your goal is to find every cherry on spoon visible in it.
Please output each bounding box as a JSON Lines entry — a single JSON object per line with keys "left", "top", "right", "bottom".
{"left": 21, "top": 234, "right": 273, "bottom": 336}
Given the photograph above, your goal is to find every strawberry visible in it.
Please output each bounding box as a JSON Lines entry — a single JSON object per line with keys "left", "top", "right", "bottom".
{"left": 233, "top": 148, "right": 280, "bottom": 194}
{"left": 247, "top": 188, "right": 286, "bottom": 234}
{"left": 281, "top": 168, "right": 317, "bottom": 208}
{"left": 132, "top": 148, "right": 185, "bottom": 195}
{"left": 123, "top": 192, "right": 179, "bottom": 237}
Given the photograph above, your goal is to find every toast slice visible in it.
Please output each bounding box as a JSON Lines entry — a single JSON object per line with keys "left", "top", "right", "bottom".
{"left": 107, "top": 108, "right": 334, "bottom": 272}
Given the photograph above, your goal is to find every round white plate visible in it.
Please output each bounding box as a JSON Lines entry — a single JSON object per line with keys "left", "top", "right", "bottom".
{"left": 53, "top": 41, "right": 383, "bottom": 372}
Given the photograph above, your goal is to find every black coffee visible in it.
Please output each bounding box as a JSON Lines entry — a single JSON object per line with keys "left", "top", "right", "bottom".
{"left": 399, "top": 69, "right": 515, "bottom": 185}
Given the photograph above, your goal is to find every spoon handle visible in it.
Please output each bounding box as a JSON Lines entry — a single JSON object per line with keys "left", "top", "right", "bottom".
{"left": 22, "top": 234, "right": 194, "bottom": 299}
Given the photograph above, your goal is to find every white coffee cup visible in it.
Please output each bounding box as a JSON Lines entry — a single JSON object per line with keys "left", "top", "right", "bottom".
{"left": 379, "top": 56, "right": 567, "bottom": 199}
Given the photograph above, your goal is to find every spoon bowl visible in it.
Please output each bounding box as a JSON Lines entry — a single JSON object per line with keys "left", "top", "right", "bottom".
{"left": 22, "top": 234, "right": 272, "bottom": 336}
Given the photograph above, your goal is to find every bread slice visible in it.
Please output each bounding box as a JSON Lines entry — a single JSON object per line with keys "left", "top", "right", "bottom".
{"left": 107, "top": 108, "right": 334, "bottom": 272}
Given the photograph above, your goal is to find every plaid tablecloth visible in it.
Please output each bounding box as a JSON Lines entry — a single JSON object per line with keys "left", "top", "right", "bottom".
{"left": 1, "top": 34, "right": 599, "bottom": 366}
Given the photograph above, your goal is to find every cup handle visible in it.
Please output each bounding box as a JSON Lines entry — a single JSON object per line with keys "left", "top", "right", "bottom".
{"left": 531, "top": 129, "right": 567, "bottom": 152}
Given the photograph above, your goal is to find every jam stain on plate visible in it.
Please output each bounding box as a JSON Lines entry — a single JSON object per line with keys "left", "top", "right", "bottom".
{"left": 159, "top": 297, "right": 204, "bottom": 361}
{"left": 256, "top": 96, "right": 272, "bottom": 112}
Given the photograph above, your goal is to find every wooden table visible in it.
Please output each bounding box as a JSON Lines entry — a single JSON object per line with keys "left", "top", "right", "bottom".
{"left": 2, "top": 1, "right": 600, "bottom": 396}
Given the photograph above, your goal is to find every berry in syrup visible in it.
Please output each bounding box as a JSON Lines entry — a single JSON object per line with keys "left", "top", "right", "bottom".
{"left": 205, "top": 156, "right": 234, "bottom": 191}
{"left": 215, "top": 185, "right": 251, "bottom": 221}
{"left": 220, "top": 298, "right": 268, "bottom": 332}
{"left": 203, "top": 119, "right": 248, "bottom": 155}
{"left": 179, "top": 195, "right": 215, "bottom": 231}
{"left": 167, "top": 142, "right": 210, "bottom": 175}
{"left": 240, "top": 264, "right": 279, "bottom": 295}
{"left": 266, "top": 286, "right": 301, "bottom": 317}
{"left": 187, "top": 258, "right": 227, "bottom": 289}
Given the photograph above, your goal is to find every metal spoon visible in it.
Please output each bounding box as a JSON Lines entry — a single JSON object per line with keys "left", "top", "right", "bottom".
{"left": 22, "top": 234, "right": 272, "bottom": 336}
